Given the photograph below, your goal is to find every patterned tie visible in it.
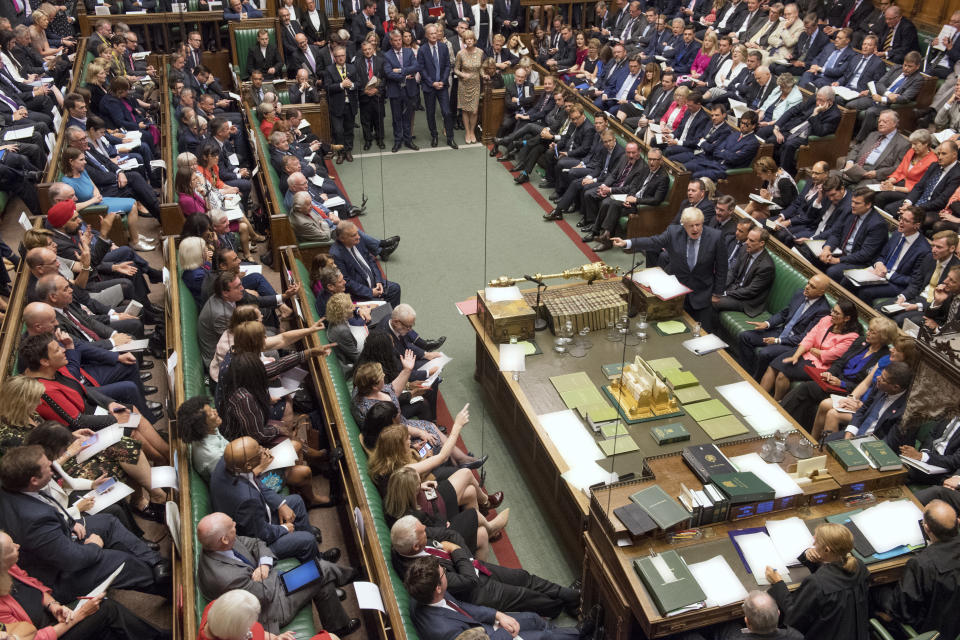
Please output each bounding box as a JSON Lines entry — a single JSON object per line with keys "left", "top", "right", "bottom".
{"left": 728, "top": 242, "right": 741, "bottom": 269}
{"left": 367, "top": 58, "right": 374, "bottom": 79}
{"left": 856, "top": 393, "right": 887, "bottom": 436}
{"left": 613, "top": 161, "right": 634, "bottom": 188}
{"left": 927, "top": 261, "right": 945, "bottom": 303}
{"left": 779, "top": 300, "right": 809, "bottom": 340}
{"left": 883, "top": 27, "right": 894, "bottom": 51}
{"left": 422, "top": 546, "right": 492, "bottom": 575}
{"left": 917, "top": 165, "right": 943, "bottom": 206}
{"left": 687, "top": 239, "right": 697, "bottom": 269}
{"left": 857, "top": 134, "right": 885, "bottom": 166}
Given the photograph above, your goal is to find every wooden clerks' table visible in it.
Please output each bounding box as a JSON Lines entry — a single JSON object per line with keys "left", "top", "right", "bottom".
{"left": 467, "top": 282, "right": 918, "bottom": 639}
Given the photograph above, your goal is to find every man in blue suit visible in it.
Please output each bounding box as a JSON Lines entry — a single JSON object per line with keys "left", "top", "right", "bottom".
{"left": 405, "top": 556, "right": 580, "bottom": 640}
{"left": 419, "top": 24, "right": 457, "bottom": 149}
{"left": 664, "top": 101, "right": 727, "bottom": 164}
{"left": 824, "top": 362, "right": 911, "bottom": 445}
{"left": 737, "top": 274, "right": 831, "bottom": 379}
{"left": 844, "top": 207, "right": 932, "bottom": 304}
{"left": 780, "top": 173, "right": 851, "bottom": 245}
{"left": 799, "top": 26, "right": 855, "bottom": 88}
{"left": 665, "top": 26, "right": 700, "bottom": 75}
{"left": 613, "top": 207, "right": 728, "bottom": 320}
{"left": 210, "top": 437, "right": 343, "bottom": 565}
{"left": 807, "top": 187, "right": 888, "bottom": 280}
{"left": 383, "top": 29, "right": 420, "bottom": 152}
{"left": 330, "top": 220, "right": 402, "bottom": 307}
{"left": 833, "top": 35, "right": 887, "bottom": 98}
{"left": 681, "top": 111, "right": 760, "bottom": 183}
{"left": 595, "top": 57, "right": 643, "bottom": 115}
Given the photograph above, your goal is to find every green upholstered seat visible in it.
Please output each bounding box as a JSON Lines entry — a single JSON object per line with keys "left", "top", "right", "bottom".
{"left": 233, "top": 27, "right": 279, "bottom": 80}
{"left": 502, "top": 73, "right": 516, "bottom": 91}
{"left": 277, "top": 90, "right": 290, "bottom": 104}
{"left": 720, "top": 251, "right": 808, "bottom": 339}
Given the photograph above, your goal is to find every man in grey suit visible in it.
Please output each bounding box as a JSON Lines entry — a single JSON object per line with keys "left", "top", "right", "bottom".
{"left": 197, "top": 512, "right": 361, "bottom": 637}
{"left": 198, "top": 271, "right": 247, "bottom": 368}
{"left": 613, "top": 207, "right": 728, "bottom": 321}
{"left": 838, "top": 110, "right": 910, "bottom": 187}
{"left": 288, "top": 191, "right": 333, "bottom": 244}
{"left": 845, "top": 52, "right": 925, "bottom": 143}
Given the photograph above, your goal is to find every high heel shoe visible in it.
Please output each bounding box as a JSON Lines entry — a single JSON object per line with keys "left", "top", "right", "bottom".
{"left": 480, "top": 490, "right": 504, "bottom": 516}
{"left": 461, "top": 454, "right": 488, "bottom": 470}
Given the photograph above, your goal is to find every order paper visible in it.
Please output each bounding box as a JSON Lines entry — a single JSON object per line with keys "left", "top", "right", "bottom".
{"left": 733, "top": 531, "right": 791, "bottom": 585}
{"left": 687, "top": 555, "right": 748, "bottom": 607}
{"left": 539, "top": 410, "right": 604, "bottom": 467}
{"left": 765, "top": 517, "right": 814, "bottom": 566}
{"left": 76, "top": 425, "right": 123, "bottom": 463}
{"left": 150, "top": 465, "right": 179, "bottom": 490}
{"left": 263, "top": 438, "right": 299, "bottom": 472}
{"left": 353, "top": 581, "right": 385, "bottom": 612}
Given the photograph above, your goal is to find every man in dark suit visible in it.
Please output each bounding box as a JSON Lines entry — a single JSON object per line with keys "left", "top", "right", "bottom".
{"left": 845, "top": 206, "right": 931, "bottom": 304}
{"left": 351, "top": 0, "right": 382, "bottom": 46}
{"left": 625, "top": 71, "right": 676, "bottom": 130}
{"left": 508, "top": 92, "right": 570, "bottom": 184}
{"left": 800, "top": 27, "right": 855, "bottom": 88}
{"left": 664, "top": 101, "right": 728, "bottom": 164}
{"left": 834, "top": 34, "right": 887, "bottom": 97}
{"left": 665, "top": 26, "right": 700, "bottom": 75}
{"left": 677, "top": 0, "right": 710, "bottom": 24}
{"left": 357, "top": 40, "right": 386, "bottom": 150}
{"left": 223, "top": 0, "right": 262, "bottom": 20}
{"left": 922, "top": 266, "right": 960, "bottom": 335}
{"left": 300, "top": 0, "right": 329, "bottom": 47}
{"left": 682, "top": 111, "right": 760, "bottom": 183}
{"left": 404, "top": 556, "right": 580, "bottom": 640}
{"left": 771, "top": 87, "right": 841, "bottom": 175}
{"left": 324, "top": 46, "right": 359, "bottom": 163}
{"left": 824, "top": 0, "right": 874, "bottom": 34}
{"left": 668, "top": 178, "right": 716, "bottom": 226}
{"left": 873, "top": 499, "right": 960, "bottom": 640}
{"left": 638, "top": 15, "right": 676, "bottom": 63}
{"left": 829, "top": 362, "right": 912, "bottom": 445}
{"left": 279, "top": 7, "right": 306, "bottom": 71}
{"left": 342, "top": 0, "right": 363, "bottom": 20}
{"left": 595, "top": 56, "right": 644, "bottom": 114}
{"left": 777, "top": 172, "right": 849, "bottom": 247}
{"left": 882, "top": 231, "right": 959, "bottom": 327}
{"left": 887, "top": 141, "right": 960, "bottom": 220}
{"left": 197, "top": 512, "right": 360, "bottom": 637}
{"left": 876, "top": 5, "right": 919, "bottom": 64}
{"left": 901, "top": 410, "right": 960, "bottom": 485}
{"left": 391, "top": 517, "right": 580, "bottom": 619}
{"left": 772, "top": 12, "right": 830, "bottom": 77}
{"left": 807, "top": 187, "right": 888, "bottom": 280}
{"left": 737, "top": 274, "right": 831, "bottom": 379}
{"left": 661, "top": 90, "right": 710, "bottom": 151}
{"left": 0, "top": 445, "right": 167, "bottom": 602}
{"left": 839, "top": 111, "right": 909, "bottom": 187}
{"left": 330, "top": 221, "right": 402, "bottom": 307}
{"left": 287, "top": 69, "right": 319, "bottom": 104}
{"left": 244, "top": 29, "right": 281, "bottom": 80}
{"left": 545, "top": 126, "right": 623, "bottom": 220}
{"left": 613, "top": 207, "right": 728, "bottom": 320}
{"left": 711, "top": 195, "right": 738, "bottom": 238}
{"left": 709, "top": 225, "right": 775, "bottom": 330}
{"left": 291, "top": 32, "right": 325, "bottom": 86}
{"left": 418, "top": 24, "right": 456, "bottom": 149}
{"left": 538, "top": 104, "right": 595, "bottom": 190}
{"left": 383, "top": 29, "right": 420, "bottom": 152}
{"left": 444, "top": 0, "right": 473, "bottom": 29}
{"left": 492, "top": 0, "right": 521, "bottom": 37}
{"left": 712, "top": 0, "right": 747, "bottom": 35}
{"left": 491, "top": 75, "right": 557, "bottom": 160}
{"left": 586, "top": 146, "right": 669, "bottom": 250}
{"left": 546, "top": 25, "right": 578, "bottom": 71}
{"left": 850, "top": 53, "right": 925, "bottom": 142}
{"left": 732, "top": 0, "right": 763, "bottom": 43}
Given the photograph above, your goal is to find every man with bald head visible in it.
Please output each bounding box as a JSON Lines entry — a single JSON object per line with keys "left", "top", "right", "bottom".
{"left": 197, "top": 512, "right": 361, "bottom": 636}
{"left": 331, "top": 221, "right": 402, "bottom": 306}
{"left": 209, "top": 437, "right": 341, "bottom": 564}
{"left": 736, "top": 274, "right": 831, "bottom": 379}
{"left": 873, "top": 499, "right": 960, "bottom": 640}
{"left": 34, "top": 273, "right": 144, "bottom": 350}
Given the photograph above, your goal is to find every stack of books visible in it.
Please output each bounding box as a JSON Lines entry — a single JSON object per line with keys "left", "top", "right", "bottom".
{"left": 522, "top": 281, "right": 629, "bottom": 333}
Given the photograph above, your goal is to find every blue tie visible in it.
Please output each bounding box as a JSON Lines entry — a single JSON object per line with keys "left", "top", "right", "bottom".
{"left": 728, "top": 242, "right": 742, "bottom": 270}
{"left": 686, "top": 239, "right": 697, "bottom": 269}
{"left": 887, "top": 75, "right": 905, "bottom": 94}
{"left": 779, "top": 300, "right": 808, "bottom": 340}
{"left": 85, "top": 152, "right": 109, "bottom": 174}
{"left": 824, "top": 49, "right": 840, "bottom": 71}
{"left": 918, "top": 165, "right": 943, "bottom": 206}
{"left": 884, "top": 235, "right": 906, "bottom": 270}
{"left": 856, "top": 393, "right": 886, "bottom": 436}
{"left": 601, "top": 152, "right": 611, "bottom": 175}
{"left": 232, "top": 550, "right": 255, "bottom": 566}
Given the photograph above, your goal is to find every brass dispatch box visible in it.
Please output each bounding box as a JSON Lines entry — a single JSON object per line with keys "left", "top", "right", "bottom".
{"left": 476, "top": 291, "right": 536, "bottom": 343}
{"left": 622, "top": 276, "right": 685, "bottom": 321}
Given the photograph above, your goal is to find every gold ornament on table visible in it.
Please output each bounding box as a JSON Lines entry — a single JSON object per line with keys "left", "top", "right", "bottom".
{"left": 486, "top": 262, "right": 620, "bottom": 287}
{"left": 607, "top": 356, "right": 680, "bottom": 421}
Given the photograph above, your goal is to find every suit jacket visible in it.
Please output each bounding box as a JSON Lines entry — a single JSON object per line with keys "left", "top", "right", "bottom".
{"left": 209, "top": 459, "right": 292, "bottom": 544}
{"left": 723, "top": 249, "right": 775, "bottom": 316}
{"left": 904, "top": 255, "right": 958, "bottom": 306}
{"left": 600, "top": 61, "right": 631, "bottom": 98}
{"left": 810, "top": 43, "right": 856, "bottom": 81}
{"left": 670, "top": 197, "right": 717, "bottom": 225}
{"left": 197, "top": 536, "right": 311, "bottom": 633}
{"left": 418, "top": 42, "right": 452, "bottom": 92}
{"left": 525, "top": 91, "right": 555, "bottom": 123}
{"left": 351, "top": 12, "right": 383, "bottom": 45}
{"left": 776, "top": 97, "right": 841, "bottom": 139}
{"left": 292, "top": 43, "right": 325, "bottom": 77}
{"left": 412, "top": 594, "right": 532, "bottom": 640}
{"left": 628, "top": 225, "right": 728, "bottom": 309}
{"left": 601, "top": 155, "right": 646, "bottom": 193}
{"left": 883, "top": 534, "right": 960, "bottom": 640}
{"left": 288, "top": 83, "right": 319, "bottom": 104}
{"left": 324, "top": 63, "right": 359, "bottom": 115}
{"left": 764, "top": 291, "right": 832, "bottom": 347}
{"left": 645, "top": 86, "right": 676, "bottom": 121}
{"left": 666, "top": 39, "right": 700, "bottom": 75}
{"left": 492, "top": 0, "right": 521, "bottom": 29}
{"left": 198, "top": 295, "right": 234, "bottom": 365}
{"left": 502, "top": 79, "right": 535, "bottom": 114}
{"left": 874, "top": 66, "right": 924, "bottom": 105}
{"left": 245, "top": 43, "right": 281, "bottom": 79}
{"left": 917, "top": 416, "right": 960, "bottom": 471}
{"left": 850, "top": 390, "right": 906, "bottom": 441}
{"left": 793, "top": 28, "right": 830, "bottom": 66}
{"left": 301, "top": 9, "right": 329, "bottom": 45}
{"left": 443, "top": 0, "right": 474, "bottom": 28}
{"left": 736, "top": 10, "right": 766, "bottom": 42}
{"left": 845, "top": 132, "right": 911, "bottom": 180}
{"left": 280, "top": 20, "right": 305, "bottom": 58}
{"left": 672, "top": 107, "right": 711, "bottom": 148}
{"left": 559, "top": 121, "right": 596, "bottom": 158}
{"left": 627, "top": 164, "right": 670, "bottom": 207}
{"left": 877, "top": 18, "right": 920, "bottom": 64}
{"left": 806, "top": 191, "right": 853, "bottom": 240}
{"left": 905, "top": 162, "right": 960, "bottom": 213}
{"left": 383, "top": 47, "right": 420, "bottom": 98}
{"left": 585, "top": 143, "right": 625, "bottom": 181}
{"left": 838, "top": 54, "right": 887, "bottom": 91}
{"left": 825, "top": 210, "right": 888, "bottom": 265}
{"left": 330, "top": 240, "right": 387, "bottom": 301}
{"left": 872, "top": 232, "right": 931, "bottom": 291}
{"left": 642, "top": 28, "right": 675, "bottom": 57}
{"left": 704, "top": 128, "right": 760, "bottom": 171}
{"left": 553, "top": 36, "right": 578, "bottom": 68}
{"left": 714, "top": 0, "right": 747, "bottom": 34}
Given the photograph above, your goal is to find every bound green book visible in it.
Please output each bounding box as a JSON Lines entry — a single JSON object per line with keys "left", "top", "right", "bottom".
{"left": 650, "top": 422, "right": 691, "bottom": 445}
{"left": 712, "top": 471, "right": 775, "bottom": 504}
{"left": 601, "top": 423, "right": 630, "bottom": 438}
{"left": 684, "top": 398, "right": 731, "bottom": 422}
{"left": 826, "top": 439, "right": 871, "bottom": 471}
{"left": 860, "top": 439, "right": 902, "bottom": 472}
{"left": 674, "top": 384, "right": 711, "bottom": 405}
{"left": 633, "top": 550, "right": 706, "bottom": 615}
{"left": 630, "top": 484, "right": 691, "bottom": 530}
{"left": 662, "top": 368, "right": 699, "bottom": 389}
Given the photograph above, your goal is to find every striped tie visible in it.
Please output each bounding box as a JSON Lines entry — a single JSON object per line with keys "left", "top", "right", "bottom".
{"left": 882, "top": 28, "right": 893, "bottom": 51}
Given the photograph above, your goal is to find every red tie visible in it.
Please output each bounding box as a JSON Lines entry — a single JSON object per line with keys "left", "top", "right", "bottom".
{"left": 445, "top": 598, "right": 473, "bottom": 618}
{"left": 311, "top": 204, "right": 329, "bottom": 220}
{"left": 842, "top": 219, "right": 858, "bottom": 248}
{"left": 423, "top": 546, "right": 492, "bottom": 576}
{"left": 65, "top": 310, "right": 100, "bottom": 341}
{"left": 842, "top": 1, "right": 857, "bottom": 26}
{"left": 367, "top": 58, "right": 374, "bottom": 79}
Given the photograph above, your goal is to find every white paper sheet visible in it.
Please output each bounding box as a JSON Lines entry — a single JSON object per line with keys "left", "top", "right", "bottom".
{"left": 687, "top": 555, "right": 748, "bottom": 607}
{"left": 843, "top": 268, "right": 885, "bottom": 285}
{"left": 484, "top": 285, "right": 522, "bottom": 302}
{"left": 682, "top": 334, "right": 728, "bottom": 355}
{"left": 934, "top": 129, "right": 957, "bottom": 144}
{"left": 82, "top": 481, "right": 136, "bottom": 514}
{"left": 831, "top": 394, "right": 856, "bottom": 413}
{"left": 499, "top": 343, "right": 526, "bottom": 372}
{"left": 353, "top": 581, "right": 385, "bottom": 612}
{"left": 728, "top": 98, "right": 749, "bottom": 118}
{"left": 765, "top": 517, "right": 814, "bottom": 566}
{"left": 324, "top": 196, "right": 346, "bottom": 208}
{"left": 732, "top": 531, "right": 791, "bottom": 585}
{"left": 538, "top": 409, "right": 605, "bottom": 467}
{"left": 419, "top": 353, "right": 452, "bottom": 386}
{"left": 73, "top": 563, "right": 124, "bottom": 612}
{"left": 18, "top": 211, "right": 31, "bottom": 230}
{"left": 113, "top": 339, "right": 150, "bottom": 352}
{"left": 632, "top": 267, "right": 692, "bottom": 300}
{"left": 561, "top": 461, "right": 617, "bottom": 494}
{"left": 263, "top": 438, "right": 298, "bottom": 472}
{"left": 4, "top": 126, "right": 34, "bottom": 140}
{"left": 76, "top": 425, "right": 124, "bottom": 463}
{"left": 349, "top": 324, "right": 368, "bottom": 352}
{"left": 716, "top": 381, "right": 768, "bottom": 417}
{"left": 833, "top": 86, "right": 860, "bottom": 101}
{"left": 743, "top": 408, "right": 792, "bottom": 436}
{"left": 269, "top": 382, "right": 300, "bottom": 401}
{"left": 850, "top": 500, "right": 924, "bottom": 553}
{"left": 899, "top": 456, "right": 948, "bottom": 475}
{"left": 730, "top": 453, "right": 803, "bottom": 499}
{"left": 150, "top": 465, "right": 179, "bottom": 490}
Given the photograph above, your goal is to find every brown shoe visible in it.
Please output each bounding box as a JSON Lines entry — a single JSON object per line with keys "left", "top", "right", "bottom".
{"left": 335, "top": 152, "right": 344, "bottom": 165}
{"left": 593, "top": 239, "right": 613, "bottom": 252}
{"left": 345, "top": 151, "right": 354, "bottom": 162}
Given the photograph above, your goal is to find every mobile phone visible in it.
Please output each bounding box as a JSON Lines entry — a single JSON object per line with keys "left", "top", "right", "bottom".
{"left": 96, "top": 477, "right": 117, "bottom": 494}
{"left": 418, "top": 443, "right": 432, "bottom": 458}
{"left": 82, "top": 434, "right": 98, "bottom": 447}
{"left": 423, "top": 487, "right": 438, "bottom": 500}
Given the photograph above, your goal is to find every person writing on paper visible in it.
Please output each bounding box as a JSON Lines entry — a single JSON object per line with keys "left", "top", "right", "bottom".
{"left": 0, "top": 446, "right": 169, "bottom": 601}
{"left": 0, "top": 530, "right": 169, "bottom": 640}
{"left": 760, "top": 299, "right": 860, "bottom": 401}
{"left": 196, "top": 514, "right": 359, "bottom": 637}
{"left": 872, "top": 500, "right": 960, "bottom": 640}
{"left": 766, "top": 522, "right": 869, "bottom": 640}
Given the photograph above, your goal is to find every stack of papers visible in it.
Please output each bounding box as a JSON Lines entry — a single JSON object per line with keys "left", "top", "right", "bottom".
{"left": 538, "top": 410, "right": 604, "bottom": 468}
{"left": 843, "top": 268, "right": 885, "bottom": 286}
{"left": 682, "top": 334, "right": 728, "bottom": 355}
{"left": 765, "top": 517, "right": 815, "bottom": 566}
{"left": 598, "top": 435, "right": 640, "bottom": 456}
{"left": 484, "top": 286, "right": 522, "bottom": 302}
{"left": 687, "top": 555, "right": 748, "bottom": 607}
{"left": 850, "top": 500, "right": 924, "bottom": 553}
{"left": 716, "top": 381, "right": 790, "bottom": 435}
{"left": 633, "top": 267, "right": 692, "bottom": 300}
{"left": 561, "top": 461, "right": 617, "bottom": 494}
{"left": 420, "top": 353, "right": 452, "bottom": 386}
{"left": 728, "top": 98, "right": 750, "bottom": 119}
{"left": 656, "top": 320, "right": 688, "bottom": 335}
{"left": 730, "top": 453, "right": 803, "bottom": 499}
{"left": 730, "top": 530, "right": 791, "bottom": 585}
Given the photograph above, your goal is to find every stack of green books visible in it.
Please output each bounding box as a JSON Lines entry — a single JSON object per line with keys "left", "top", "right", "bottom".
{"left": 826, "top": 439, "right": 871, "bottom": 471}
{"left": 633, "top": 551, "right": 706, "bottom": 615}
{"left": 859, "top": 438, "right": 902, "bottom": 472}
{"left": 629, "top": 484, "right": 692, "bottom": 530}
{"left": 662, "top": 368, "right": 699, "bottom": 389}
{"left": 711, "top": 471, "right": 775, "bottom": 504}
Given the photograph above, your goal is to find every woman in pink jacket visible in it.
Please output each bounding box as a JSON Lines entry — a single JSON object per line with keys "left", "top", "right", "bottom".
{"left": 176, "top": 166, "right": 207, "bottom": 218}
{"left": 761, "top": 298, "right": 860, "bottom": 401}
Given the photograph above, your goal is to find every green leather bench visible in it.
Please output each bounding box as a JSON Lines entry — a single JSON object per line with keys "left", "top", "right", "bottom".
{"left": 293, "top": 258, "right": 421, "bottom": 640}
{"left": 232, "top": 25, "right": 280, "bottom": 80}
{"left": 720, "top": 251, "right": 808, "bottom": 340}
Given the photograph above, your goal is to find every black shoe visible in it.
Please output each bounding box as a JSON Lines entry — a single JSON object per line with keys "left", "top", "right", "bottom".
{"left": 576, "top": 219, "right": 590, "bottom": 228}
{"left": 143, "top": 385, "right": 158, "bottom": 396}
{"left": 489, "top": 145, "right": 500, "bottom": 157}
{"left": 381, "top": 235, "right": 400, "bottom": 249}
{"left": 498, "top": 153, "right": 514, "bottom": 162}
{"left": 377, "top": 140, "right": 385, "bottom": 149}
{"left": 460, "top": 454, "right": 488, "bottom": 469}
{"left": 581, "top": 232, "right": 596, "bottom": 242}
{"left": 311, "top": 526, "right": 323, "bottom": 545}
{"left": 332, "top": 619, "right": 362, "bottom": 637}
{"left": 152, "top": 559, "right": 172, "bottom": 583}
{"left": 543, "top": 209, "right": 563, "bottom": 221}
{"left": 420, "top": 336, "right": 446, "bottom": 351}
{"left": 133, "top": 501, "right": 165, "bottom": 523}
{"left": 514, "top": 172, "right": 529, "bottom": 184}
{"left": 320, "top": 547, "right": 342, "bottom": 563}
{"left": 363, "top": 141, "right": 371, "bottom": 150}
{"left": 336, "top": 588, "right": 347, "bottom": 601}
{"left": 140, "top": 360, "right": 155, "bottom": 370}
{"left": 392, "top": 143, "right": 401, "bottom": 152}
{"left": 147, "top": 401, "right": 163, "bottom": 413}
{"left": 493, "top": 136, "right": 504, "bottom": 145}
{"left": 447, "top": 139, "right": 458, "bottom": 149}
{"left": 140, "top": 371, "right": 153, "bottom": 382}
{"left": 538, "top": 180, "right": 555, "bottom": 189}
{"left": 379, "top": 242, "right": 398, "bottom": 261}
{"left": 147, "top": 269, "right": 163, "bottom": 284}
{"left": 431, "top": 135, "right": 439, "bottom": 147}
{"left": 405, "top": 141, "right": 419, "bottom": 151}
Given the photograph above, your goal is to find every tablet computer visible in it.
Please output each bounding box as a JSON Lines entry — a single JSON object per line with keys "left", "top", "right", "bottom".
{"left": 280, "top": 559, "right": 323, "bottom": 595}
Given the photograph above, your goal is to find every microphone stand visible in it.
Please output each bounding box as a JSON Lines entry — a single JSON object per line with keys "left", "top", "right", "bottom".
{"left": 524, "top": 274, "right": 548, "bottom": 331}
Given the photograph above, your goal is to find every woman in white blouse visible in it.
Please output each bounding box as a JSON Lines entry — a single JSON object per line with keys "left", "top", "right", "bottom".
{"left": 703, "top": 43, "right": 747, "bottom": 101}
